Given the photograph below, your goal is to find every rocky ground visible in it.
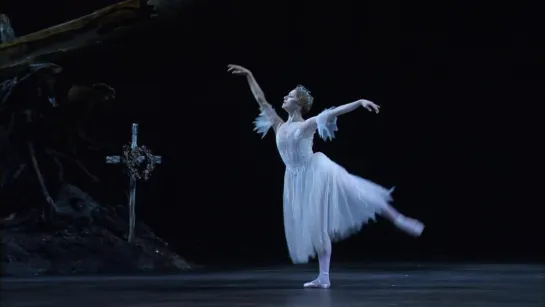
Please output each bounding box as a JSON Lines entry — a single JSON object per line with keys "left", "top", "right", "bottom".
{"left": 1, "top": 184, "right": 190, "bottom": 277}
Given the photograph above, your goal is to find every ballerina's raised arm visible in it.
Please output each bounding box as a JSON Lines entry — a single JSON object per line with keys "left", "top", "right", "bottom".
{"left": 228, "top": 64, "right": 284, "bottom": 136}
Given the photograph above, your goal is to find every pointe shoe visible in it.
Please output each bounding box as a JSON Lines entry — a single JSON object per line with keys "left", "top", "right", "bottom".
{"left": 394, "top": 215, "right": 425, "bottom": 237}
{"left": 303, "top": 279, "right": 331, "bottom": 289}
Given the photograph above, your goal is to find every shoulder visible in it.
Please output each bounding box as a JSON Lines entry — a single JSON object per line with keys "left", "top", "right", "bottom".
{"left": 301, "top": 116, "right": 317, "bottom": 127}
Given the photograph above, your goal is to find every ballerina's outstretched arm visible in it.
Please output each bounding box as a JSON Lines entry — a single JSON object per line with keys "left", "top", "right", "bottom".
{"left": 228, "top": 64, "right": 284, "bottom": 137}
{"left": 327, "top": 99, "right": 380, "bottom": 118}
{"left": 299, "top": 99, "right": 381, "bottom": 140}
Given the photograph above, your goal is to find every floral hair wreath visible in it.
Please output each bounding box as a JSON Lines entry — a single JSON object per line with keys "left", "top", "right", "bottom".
{"left": 295, "top": 84, "right": 314, "bottom": 112}
{"left": 295, "top": 84, "right": 314, "bottom": 104}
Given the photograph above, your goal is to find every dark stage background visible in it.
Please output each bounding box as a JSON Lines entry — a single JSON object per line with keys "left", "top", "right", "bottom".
{"left": 2, "top": 1, "right": 543, "bottom": 266}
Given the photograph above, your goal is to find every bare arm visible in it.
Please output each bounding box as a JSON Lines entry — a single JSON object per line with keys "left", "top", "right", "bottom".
{"left": 328, "top": 100, "right": 367, "bottom": 118}
{"left": 299, "top": 99, "right": 380, "bottom": 133}
{"left": 245, "top": 73, "right": 271, "bottom": 110}
{"left": 228, "top": 64, "right": 284, "bottom": 133}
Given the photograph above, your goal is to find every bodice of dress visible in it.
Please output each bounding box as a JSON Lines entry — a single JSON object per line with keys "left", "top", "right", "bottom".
{"left": 275, "top": 122, "right": 315, "bottom": 172}
{"left": 253, "top": 105, "right": 338, "bottom": 172}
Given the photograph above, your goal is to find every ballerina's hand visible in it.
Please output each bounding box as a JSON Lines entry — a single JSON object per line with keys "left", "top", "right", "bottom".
{"left": 359, "top": 99, "right": 380, "bottom": 114}
{"left": 227, "top": 64, "right": 251, "bottom": 76}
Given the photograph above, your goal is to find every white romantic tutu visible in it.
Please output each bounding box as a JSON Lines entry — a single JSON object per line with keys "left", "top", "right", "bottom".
{"left": 282, "top": 152, "right": 393, "bottom": 263}
{"left": 255, "top": 106, "right": 393, "bottom": 264}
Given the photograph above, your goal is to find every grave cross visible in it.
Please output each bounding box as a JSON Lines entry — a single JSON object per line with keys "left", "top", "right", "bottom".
{"left": 106, "top": 123, "right": 161, "bottom": 243}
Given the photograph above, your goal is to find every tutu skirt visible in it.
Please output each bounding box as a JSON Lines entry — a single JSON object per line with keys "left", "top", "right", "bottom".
{"left": 283, "top": 152, "right": 393, "bottom": 264}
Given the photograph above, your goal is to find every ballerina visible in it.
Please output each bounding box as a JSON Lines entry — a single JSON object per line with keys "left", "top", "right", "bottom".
{"left": 228, "top": 64, "right": 425, "bottom": 289}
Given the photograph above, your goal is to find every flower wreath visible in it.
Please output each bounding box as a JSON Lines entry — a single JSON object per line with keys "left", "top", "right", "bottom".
{"left": 122, "top": 144, "right": 156, "bottom": 180}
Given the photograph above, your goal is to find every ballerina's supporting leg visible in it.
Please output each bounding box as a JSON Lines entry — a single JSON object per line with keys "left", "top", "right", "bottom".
{"left": 304, "top": 239, "right": 332, "bottom": 289}
{"left": 380, "top": 204, "right": 425, "bottom": 237}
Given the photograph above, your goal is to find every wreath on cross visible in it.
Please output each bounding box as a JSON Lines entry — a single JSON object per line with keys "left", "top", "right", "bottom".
{"left": 122, "top": 144, "right": 156, "bottom": 180}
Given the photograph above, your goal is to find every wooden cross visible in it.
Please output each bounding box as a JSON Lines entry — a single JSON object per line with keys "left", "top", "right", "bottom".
{"left": 106, "top": 123, "right": 161, "bottom": 243}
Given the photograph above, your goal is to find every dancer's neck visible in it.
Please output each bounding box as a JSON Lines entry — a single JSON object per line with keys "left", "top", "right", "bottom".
{"left": 287, "top": 112, "right": 304, "bottom": 123}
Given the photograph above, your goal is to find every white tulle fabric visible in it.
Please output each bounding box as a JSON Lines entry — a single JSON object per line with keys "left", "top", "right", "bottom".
{"left": 255, "top": 106, "right": 394, "bottom": 264}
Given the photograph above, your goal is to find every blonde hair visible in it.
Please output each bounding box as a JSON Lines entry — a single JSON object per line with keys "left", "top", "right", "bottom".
{"left": 295, "top": 84, "right": 314, "bottom": 114}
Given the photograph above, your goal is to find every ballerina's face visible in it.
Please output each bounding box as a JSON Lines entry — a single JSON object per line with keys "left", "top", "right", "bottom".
{"left": 282, "top": 89, "right": 300, "bottom": 112}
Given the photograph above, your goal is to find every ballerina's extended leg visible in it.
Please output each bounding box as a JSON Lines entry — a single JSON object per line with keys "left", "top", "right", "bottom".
{"left": 304, "top": 240, "right": 332, "bottom": 289}
{"left": 381, "top": 204, "right": 425, "bottom": 237}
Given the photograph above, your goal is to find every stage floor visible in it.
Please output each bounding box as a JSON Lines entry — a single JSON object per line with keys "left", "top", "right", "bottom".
{"left": 1, "top": 263, "right": 543, "bottom": 306}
